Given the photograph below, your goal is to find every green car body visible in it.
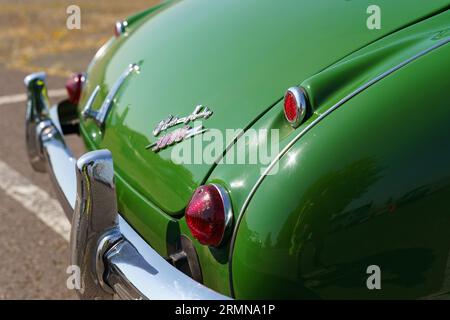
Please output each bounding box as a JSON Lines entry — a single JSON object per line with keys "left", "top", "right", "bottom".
{"left": 77, "top": 0, "right": 450, "bottom": 298}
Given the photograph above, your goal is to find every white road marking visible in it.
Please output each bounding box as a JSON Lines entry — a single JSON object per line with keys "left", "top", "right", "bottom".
{"left": 0, "top": 89, "right": 67, "bottom": 106}
{"left": 0, "top": 160, "right": 70, "bottom": 242}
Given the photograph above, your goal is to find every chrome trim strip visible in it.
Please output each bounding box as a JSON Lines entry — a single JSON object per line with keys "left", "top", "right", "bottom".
{"left": 81, "top": 85, "right": 101, "bottom": 120}
{"left": 83, "top": 63, "right": 140, "bottom": 128}
{"left": 96, "top": 63, "right": 140, "bottom": 127}
{"left": 228, "top": 37, "right": 450, "bottom": 297}
{"left": 211, "top": 183, "right": 234, "bottom": 247}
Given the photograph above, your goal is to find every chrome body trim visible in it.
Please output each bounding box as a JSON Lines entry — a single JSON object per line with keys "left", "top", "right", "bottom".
{"left": 211, "top": 184, "right": 234, "bottom": 247}
{"left": 71, "top": 150, "right": 119, "bottom": 299}
{"left": 152, "top": 105, "right": 213, "bottom": 137}
{"left": 107, "top": 215, "right": 231, "bottom": 299}
{"left": 228, "top": 37, "right": 450, "bottom": 297}
{"left": 148, "top": 105, "right": 213, "bottom": 152}
{"left": 82, "top": 63, "right": 140, "bottom": 128}
{"left": 81, "top": 85, "right": 101, "bottom": 121}
{"left": 146, "top": 125, "right": 207, "bottom": 152}
{"left": 115, "top": 20, "right": 128, "bottom": 37}
{"left": 24, "top": 72, "right": 51, "bottom": 172}
{"left": 24, "top": 72, "right": 77, "bottom": 217}
{"left": 24, "top": 72, "right": 230, "bottom": 300}
{"left": 73, "top": 152, "right": 230, "bottom": 299}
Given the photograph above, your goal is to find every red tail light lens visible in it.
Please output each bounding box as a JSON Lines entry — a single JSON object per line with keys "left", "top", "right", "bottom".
{"left": 284, "top": 87, "right": 308, "bottom": 128}
{"left": 185, "top": 184, "right": 232, "bottom": 247}
{"left": 65, "top": 73, "right": 85, "bottom": 105}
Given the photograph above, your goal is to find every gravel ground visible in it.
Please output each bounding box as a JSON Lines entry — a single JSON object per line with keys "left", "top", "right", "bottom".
{"left": 0, "top": 0, "right": 159, "bottom": 299}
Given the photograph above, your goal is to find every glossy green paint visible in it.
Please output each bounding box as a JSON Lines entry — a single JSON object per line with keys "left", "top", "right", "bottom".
{"left": 77, "top": 0, "right": 450, "bottom": 298}
{"left": 79, "top": 0, "right": 448, "bottom": 215}
{"left": 209, "top": 9, "right": 450, "bottom": 225}
{"left": 200, "top": 8, "right": 450, "bottom": 298}
{"left": 231, "top": 41, "right": 450, "bottom": 299}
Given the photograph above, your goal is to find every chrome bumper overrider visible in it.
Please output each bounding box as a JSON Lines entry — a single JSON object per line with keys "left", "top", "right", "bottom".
{"left": 24, "top": 72, "right": 230, "bottom": 300}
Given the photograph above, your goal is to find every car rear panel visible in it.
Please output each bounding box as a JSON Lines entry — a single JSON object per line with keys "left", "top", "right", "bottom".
{"left": 78, "top": 1, "right": 450, "bottom": 296}
{"left": 79, "top": 0, "right": 448, "bottom": 215}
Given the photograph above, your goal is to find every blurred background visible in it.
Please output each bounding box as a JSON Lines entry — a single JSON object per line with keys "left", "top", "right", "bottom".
{"left": 0, "top": 0, "right": 158, "bottom": 76}
{"left": 0, "top": 0, "right": 158, "bottom": 299}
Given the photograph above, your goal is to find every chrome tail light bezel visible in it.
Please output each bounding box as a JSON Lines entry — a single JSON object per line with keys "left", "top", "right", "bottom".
{"left": 284, "top": 86, "right": 309, "bottom": 128}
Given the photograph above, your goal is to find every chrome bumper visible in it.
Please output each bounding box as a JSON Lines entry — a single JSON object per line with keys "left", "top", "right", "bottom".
{"left": 24, "top": 72, "right": 230, "bottom": 300}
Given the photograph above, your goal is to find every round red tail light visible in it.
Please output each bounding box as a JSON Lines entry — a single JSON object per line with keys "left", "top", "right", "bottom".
{"left": 185, "top": 184, "right": 233, "bottom": 247}
{"left": 284, "top": 86, "right": 308, "bottom": 128}
{"left": 65, "top": 73, "right": 85, "bottom": 105}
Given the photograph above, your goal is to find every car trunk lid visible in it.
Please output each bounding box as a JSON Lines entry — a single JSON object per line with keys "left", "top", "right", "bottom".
{"left": 80, "top": 0, "right": 449, "bottom": 215}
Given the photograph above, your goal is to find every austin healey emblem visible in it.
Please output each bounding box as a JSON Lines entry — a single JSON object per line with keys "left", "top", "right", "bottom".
{"left": 146, "top": 105, "right": 213, "bottom": 152}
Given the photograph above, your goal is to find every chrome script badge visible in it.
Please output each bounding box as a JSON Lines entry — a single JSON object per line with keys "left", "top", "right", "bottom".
{"left": 147, "top": 105, "right": 213, "bottom": 152}
{"left": 146, "top": 125, "right": 206, "bottom": 152}
{"left": 153, "top": 105, "right": 213, "bottom": 136}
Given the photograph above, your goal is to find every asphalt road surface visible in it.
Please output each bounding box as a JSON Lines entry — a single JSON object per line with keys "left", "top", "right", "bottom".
{"left": 0, "top": 65, "right": 81, "bottom": 299}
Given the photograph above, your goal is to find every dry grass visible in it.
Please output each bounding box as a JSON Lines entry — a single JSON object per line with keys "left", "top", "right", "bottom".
{"left": 0, "top": 0, "right": 160, "bottom": 76}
